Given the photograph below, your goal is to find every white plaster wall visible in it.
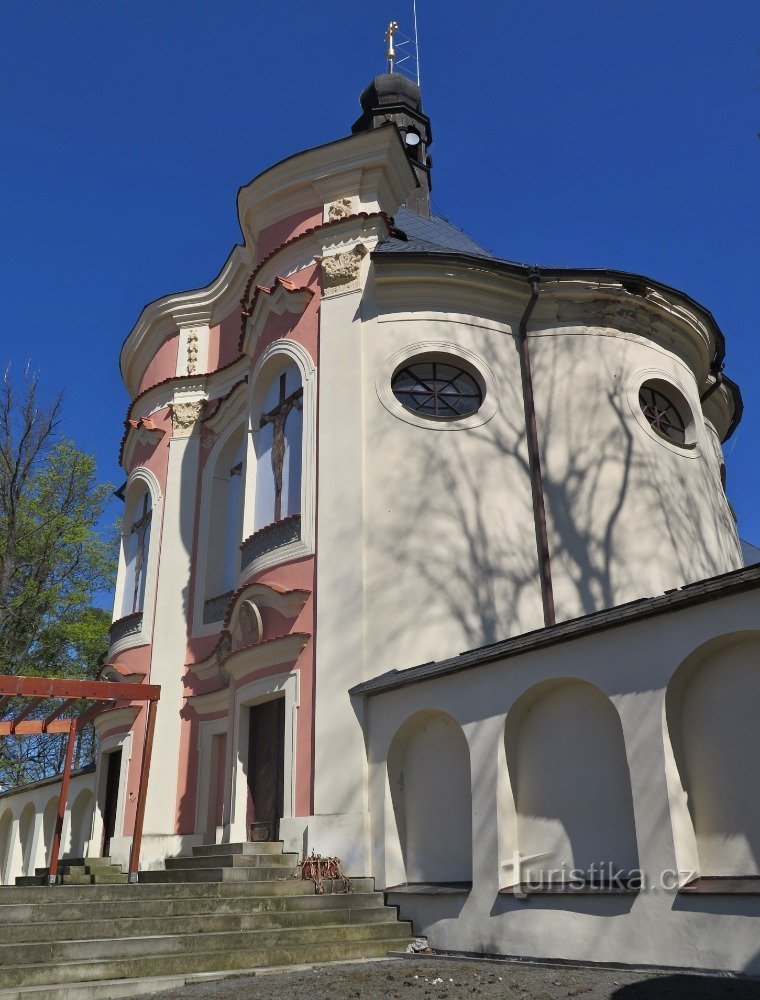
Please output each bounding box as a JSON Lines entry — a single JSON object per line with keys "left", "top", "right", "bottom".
{"left": 387, "top": 710, "right": 472, "bottom": 884}
{"left": 0, "top": 769, "right": 97, "bottom": 884}
{"left": 363, "top": 586, "right": 760, "bottom": 974}
{"left": 505, "top": 680, "right": 639, "bottom": 880}
{"left": 668, "top": 635, "right": 760, "bottom": 876}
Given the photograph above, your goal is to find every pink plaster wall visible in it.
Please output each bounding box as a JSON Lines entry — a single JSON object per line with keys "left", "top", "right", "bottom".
{"left": 255, "top": 208, "right": 322, "bottom": 265}
{"left": 176, "top": 556, "right": 315, "bottom": 833}
{"left": 138, "top": 332, "right": 180, "bottom": 395}
{"left": 206, "top": 309, "right": 245, "bottom": 374}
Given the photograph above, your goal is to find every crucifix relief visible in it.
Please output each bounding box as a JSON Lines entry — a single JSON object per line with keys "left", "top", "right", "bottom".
{"left": 128, "top": 493, "right": 152, "bottom": 614}
{"left": 259, "top": 372, "right": 303, "bottom": 523}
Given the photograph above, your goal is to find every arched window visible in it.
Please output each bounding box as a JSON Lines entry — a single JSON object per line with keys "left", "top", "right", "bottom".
{"left": 206, "top": 426, "right": 246, "bottom": 601}
{"left": 121, "top": 486, "right": 152, "bottom": 617}
{"left": 254, "top": 364, "right": 302, "bottom": 531}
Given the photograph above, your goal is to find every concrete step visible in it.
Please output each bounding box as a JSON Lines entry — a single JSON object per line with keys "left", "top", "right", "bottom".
{"left": 191, "top": 841, "right": 286, "bottom": 857}
{"left": 0, "top": 877, "right": 375, "bottom": 905}
{"left": 0, "top": 889, "right": 384, "bottom": 924}
{"left": 136, "top": 865, "right": 295, "bottom": 884}
{"left": 0, "top": 936, "right": 409, "bottom": 990}
{"left": 0, "top": 920, "right": 411, "bottom": 966}
{"left": 0, "top": 904, "right": 400, "bottom": 944}
{"left": 164, "top": 853, "right": 297, "bottom": 871}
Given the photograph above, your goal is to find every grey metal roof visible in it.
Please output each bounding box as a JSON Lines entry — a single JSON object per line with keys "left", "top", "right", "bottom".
{"left": 741, "top": 539, "right": 760, "bottom": 567}
{"left": 379, "top": 206, "right": 496, "bottom": 258}
{"left": 349, "top": 563, "right": 760, "bottom": 698}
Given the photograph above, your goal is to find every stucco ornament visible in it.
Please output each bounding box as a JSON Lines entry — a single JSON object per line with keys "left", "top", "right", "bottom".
{"left": 215, "top": 629, "right": 232, "bottom": 683}
{"left": 327, "top": 197, "right": 353, "bottom": 222}
{"left": 320, "top": 244, "right": 368, "bottom": 296}
{"left": 186, "top": 329, "right": 200, "bottom": 375}
{"left": 237, "top": 600, "right": 263, "bottom": 647}
{"left": 171, "top": 400, "right": 203, "bottom": 436}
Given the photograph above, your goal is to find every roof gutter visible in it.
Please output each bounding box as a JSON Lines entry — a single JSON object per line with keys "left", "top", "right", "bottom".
{"left": 517, "top": 272, "right": 555, "bottom": 627}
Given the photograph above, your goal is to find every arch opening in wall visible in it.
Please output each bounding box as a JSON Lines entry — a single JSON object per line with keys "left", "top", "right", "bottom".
{"left": 203, "top": 421, "right": 246, "bottom": 619}
{"left": 253, "top": 362, "right": 303, "bottom": 531}
{"left": 18, "top": 802, "right": 36, "bottom": 877}
{"left": 241, "top": 342, "right": 316, "bottom": 577}
{"left": 42, "top": 796, "right": 59, "bottom": 871}
{"left": 66, "top": 789, "right": 94, "bottom": 860}
{"left": 111, "top": 467, "right": 162, "bottom": 653}
{"left": 504, "top": 678, "right": 639, "bottom": 890}
{"left": 0, "top": 809, "right": 12, "bottom": 884}
{"left": 387, "top": 709, "right": 472, "bottom": 887}
{"left": 665, "top": 633, "right": 760, "bottom": 879}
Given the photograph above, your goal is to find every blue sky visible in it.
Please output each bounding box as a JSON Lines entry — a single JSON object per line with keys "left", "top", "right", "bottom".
{"left": 1, "top": 1, "right": 758, "bottom": 551}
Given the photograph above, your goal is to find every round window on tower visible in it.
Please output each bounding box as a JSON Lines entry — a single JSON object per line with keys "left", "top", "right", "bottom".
{"left": 391, "top": 361, "right": 483, "bottom": 420}
{"left": 636, "top": 378, "right": 695, "bottom": 449}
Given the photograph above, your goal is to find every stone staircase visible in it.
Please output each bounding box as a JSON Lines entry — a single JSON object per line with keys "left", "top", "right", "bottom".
{"left": 0, "top": 842, "right": 412, "bottom": 998}
{"left": 17, "top": 857, "right": 128, "bottom": 886}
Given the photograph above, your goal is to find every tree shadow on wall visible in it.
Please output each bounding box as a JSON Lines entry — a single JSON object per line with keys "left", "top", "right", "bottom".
{"left": 365, "top": 332, "right": 736, "bottom": 672}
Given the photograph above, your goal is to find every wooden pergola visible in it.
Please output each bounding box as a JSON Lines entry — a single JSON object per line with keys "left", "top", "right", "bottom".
{"left": 0, "top": 675, "right": 160, "bottom": 883}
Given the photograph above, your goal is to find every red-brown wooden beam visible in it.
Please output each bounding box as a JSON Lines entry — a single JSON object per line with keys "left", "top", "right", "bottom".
{"left": 48, "top": 718, "right": 77, "bottom": 883}
{"left": 0, "top": 720, "right": 80, "bottom": 736}
{"left": 9, "top": 697, "right": 45, "bottom": 733}
{"left": 42, "top": 699, "right": 76, "bottom": 728}
{"left": 128, "top": 698, "right": 158, "bottom": 882}
{"left": 0, "top": 676, "right": 160, "bottom": 703}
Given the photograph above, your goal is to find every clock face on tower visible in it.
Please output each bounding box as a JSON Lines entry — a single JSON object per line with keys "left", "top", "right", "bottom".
{"left": 404, "top": 129, "right": 421, "bottom": 148}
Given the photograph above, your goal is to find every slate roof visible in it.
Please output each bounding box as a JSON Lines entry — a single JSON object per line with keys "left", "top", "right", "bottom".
{"left": 379, "top": 206, "right": 497, "bottom": 259}
{"left": 741, "top": 538, "right": 760, "bottom": 567}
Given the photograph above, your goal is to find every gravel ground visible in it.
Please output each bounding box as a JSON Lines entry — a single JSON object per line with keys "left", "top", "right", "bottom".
{"left": 136, "top": 957, "right": 760, "bottom": 1000}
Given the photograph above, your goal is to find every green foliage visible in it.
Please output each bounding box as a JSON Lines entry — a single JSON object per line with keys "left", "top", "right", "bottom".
{"left": 0, "top": 371, "right": 116, "bottom": 787}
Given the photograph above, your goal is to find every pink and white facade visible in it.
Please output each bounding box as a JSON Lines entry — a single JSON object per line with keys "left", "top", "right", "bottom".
{"left": 4, "top": 74, "right": 760, "bottom": 974}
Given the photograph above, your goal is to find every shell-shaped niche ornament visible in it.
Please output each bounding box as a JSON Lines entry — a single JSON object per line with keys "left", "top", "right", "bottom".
{"left": 236, "top": 599, "right": 263, "bottom": 647}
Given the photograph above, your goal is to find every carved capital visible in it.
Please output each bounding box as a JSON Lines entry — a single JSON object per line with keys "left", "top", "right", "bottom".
{"left": 171, "top": 400, "right": 203, "bottom": 436}
{"left": 320, "top": 244, "right": 368, "bottom": 296}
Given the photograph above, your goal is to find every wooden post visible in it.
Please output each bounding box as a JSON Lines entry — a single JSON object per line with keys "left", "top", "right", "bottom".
{"left": 128, "top": 699, "right": 158, "bottom": 882}
{"left": 48, "top": 718, "right": 77, "bottom": 884}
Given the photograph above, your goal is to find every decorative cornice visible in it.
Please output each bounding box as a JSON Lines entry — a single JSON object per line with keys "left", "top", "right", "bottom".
{"left": 93, "top": 705, "right": 141, "bottom": 736}
{"left": 120, "top": 244, "right": 253, "bottom": 399}
{"left": 201, "top": 378, "right": 249, "bottom": 437}
{"left": 119, "top": 416, "right": 166, "bottom": 469}
{"left": 171, "top": 400, "right": 204, "bottom": 436}
{"left": 223, "top": 632, "right": 311, "bottom": 685}
{"left": 236, "top": 124, "right": 416, "bottom": 247}
{"left": 240, "top": 278, "right": 314, "bottom": 357}
{"left": 125, "top": 356, "right": 249, "bottom": 428}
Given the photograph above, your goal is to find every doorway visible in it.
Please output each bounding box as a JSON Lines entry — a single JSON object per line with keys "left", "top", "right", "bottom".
{"left": 101, "top": 749, "right": 122, "bottom": 857}
{"left": 247, "top": 698, "right": 285, "bottom": 842}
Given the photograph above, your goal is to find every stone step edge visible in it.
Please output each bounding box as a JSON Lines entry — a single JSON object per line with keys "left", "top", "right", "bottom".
{"left": 0, "top": 954, "right": 402, "bottom": 999}
{"left": 0, "top": 922, "right": 411, "bottom": 964}
{"left": 0, "top": 940, "right": 410, "bottom": 990}
{"left": 0, "top": 908, "right": 398, "bottom": 940}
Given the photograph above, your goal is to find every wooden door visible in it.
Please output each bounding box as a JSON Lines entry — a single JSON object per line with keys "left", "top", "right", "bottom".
{"left": 101, "top": 749, "right": 122, "bottom": 857}
{"left": 247, "top": 699, "right": 285, "bottom": 842}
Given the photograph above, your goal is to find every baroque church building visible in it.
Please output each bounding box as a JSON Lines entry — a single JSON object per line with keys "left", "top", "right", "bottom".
{"left": 2, "top": 71, "right": 759, "bottom": 976}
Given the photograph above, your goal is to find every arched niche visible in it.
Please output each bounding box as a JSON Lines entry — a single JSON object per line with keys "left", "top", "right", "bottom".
{"left": 42, "top": 796, "right": 59, "bottom": 871}
{"left": 66, "top": 789, "right": 94, "bottom": 860}
{"left": 504, "top": 678, "right": 639, "bottom": 885}
{"left": 665, "top": 632, "right": 760, "bottom": 877}
{"left": 387, "top": 709, "right": 472, "bottom": 885}
{"left": 0, "top": 809, "right": 13, "bottom": 884}
{"left": 18, "top": 802, "right": 36, "bottom": 877}
{"left": 204, "top": 421, "right": 246, "bottom": 603}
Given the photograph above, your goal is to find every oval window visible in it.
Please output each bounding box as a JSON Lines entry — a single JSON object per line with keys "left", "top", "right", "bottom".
{"left": 391, "top": 362, "right": 483, "bottom": 419}
{"left": 638, "top": 383, "right": 688, "bottom": 445}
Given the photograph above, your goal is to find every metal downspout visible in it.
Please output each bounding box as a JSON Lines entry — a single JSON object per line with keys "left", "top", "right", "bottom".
{"left": 517, "top": 273, "right": 556, "bottom": 627}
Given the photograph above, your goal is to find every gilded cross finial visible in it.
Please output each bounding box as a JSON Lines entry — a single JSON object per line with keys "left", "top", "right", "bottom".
{"left": 385, "top": 20, "right": 399, "bottom": 73}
